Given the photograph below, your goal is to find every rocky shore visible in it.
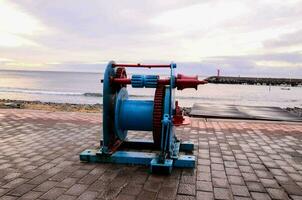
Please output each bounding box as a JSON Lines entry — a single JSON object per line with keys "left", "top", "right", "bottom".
{"left": 0, "top": 99, "right": 101, "bottom": 113}
{"left": 286, "top": 107, "right": 302, "bottom": 117}
{"left": 0, "top": 99, "right": 301, "bottom": 118}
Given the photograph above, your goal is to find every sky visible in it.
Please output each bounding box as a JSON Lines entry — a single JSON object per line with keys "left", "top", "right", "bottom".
{"left": 0, "top": 0, "right": 302, "bottom": 77}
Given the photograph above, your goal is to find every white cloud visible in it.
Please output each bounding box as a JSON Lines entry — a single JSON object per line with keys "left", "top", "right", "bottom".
{"left": 0, "top": 0, "right": 301, "bottom": 77}
{"left": 0, "top": 0, "right": 46, "bottom": 47}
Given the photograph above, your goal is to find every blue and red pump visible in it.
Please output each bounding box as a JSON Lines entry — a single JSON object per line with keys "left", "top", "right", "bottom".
{"left": 80, "top": 61, "right": 207, "bottom": 174}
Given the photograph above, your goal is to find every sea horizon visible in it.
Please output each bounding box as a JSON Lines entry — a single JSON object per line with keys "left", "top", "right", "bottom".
{"left": 0, "top": 69, "right": 301, "bottom": 108}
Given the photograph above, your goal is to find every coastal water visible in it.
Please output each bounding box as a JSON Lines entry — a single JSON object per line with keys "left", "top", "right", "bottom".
{"left": 0, "top": 70, "right": 301, "bottom": 108}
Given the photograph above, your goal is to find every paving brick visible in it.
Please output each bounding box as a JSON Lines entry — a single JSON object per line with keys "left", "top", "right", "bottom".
{"left": 115, "top": 194, "right": 136, "bottom": 200}
{"left": 27, "top": 174, "right": 52, "bottom": 185}
{"left": 226, "top": 168, "right": 241, "bottom": 176}
{"left": 197, "top": 165, "right": 210, "bottom": 173}
{"left": 231, "top": 185, "right": 250, "bottom": 197}
{"left": 234, "top": 196, "right": 252, "bottom": 200}
{"left": 239, "top": 166, "right": 253, "bottom": 173}
{"left": 289, "top": 173, "right": 302, "bottom": 182}
{"left": 178, "top": 183, "right": 195, "bottom": 196}
{"left": 197, "top": 172, "right": 211, "bottom": 181}
{"left": 0, "top": 188, "right": 9, "bottom": 196}
{"left": 180, "top": 175, "right": 196, "bottom": 184}
{"left": 0, "top": 196, "right": 18, "bottom": 200}
{"left": 251, "top": 192, "right": 272, "bottom": 200}
{"left": 77, "top": 191, "right": 98, "bottom": 200}
{"left": 8, "top": 184, "right": 36, "bottom": 197}
{"left": 246, "top": 181, "right": 266, "bottom": 192}
{"left": 78, "top": 174, "right": 99, "bottom": 185}
{"left": 128, "top": 173, "right": 148, "bottom": 184}
{"left": 143, "top": 180, "right": 162, "bottom": 192}
{"left": 214, "top": 187, "right": 232, "bottom": 199}
{"left": 228, "top": 176, "right": 245, "bottom": 185}
{"left": 260, "top": 178, "right": 280, "bottom": 188}
{"left": 274, "top": 175, "right": 294, "bottom": 184}
{"left": 33, "top": 181, "right": 58, "bottom": 192}
{"left": 56, "top": 195, "right": 77, "bottom": 200}
{"left": 56, "top": 177, "right": 78, "bottom": 188}
{"left": 212, "top": 178, "right": 229, "bottom": 188}
{"left": 164, "top": 179, "right": 179, "bottom": 188}
{"left": 137, "top": 190, "right": 156, "bottom": 200}
{"left": 18, "top": 191, "right": 43, "bottom": 200}
{"left": 65, "top": 184, "right": 88, "bottom": 196}
{"left": 121, "top": 183, "right": 143, "bottom": 195}
{"left": 211, "top": 164, "right": 224, "bottom": 171}
{"left": 49, "top": 172, "right": 71, "bottom": 182}
{"left": 87, "top": 180, "right": 107, "bottom": 192}
{"left": 224, "top": 161, "right": 238, "bottom": 168}
{"left": 212, "top": 170, "right": 227, "bottom": 179}
{"left": 242, "top": 173, "right": 259, "bottom": 182}
{"left": 2, "top": 178, "right": 28, "bottom": 189}
{"left": 196, "top": 191, "right": 214, "bottom": 200}
{"left": 267, "top": 188, "right": 289, "bottom": 200}
{"left": 282, "top": 184, "right": 302, "bottom": 195}
{"left": 40, "top": 187, "right": 66, "bottom": 200}
{"left": 158, "top": 187, "right": 177, "bottom": 199}
{"left": 291, "top": 195, "right": 302, "bottom": 200}
{"left": 255, "top": 170, "right": 274, "bottom": 179}
{"left": 176, "top": 195, "right": 196, "bottom": 200}
{"left": 196, "top": 181, "right": 213, "bottom": 192}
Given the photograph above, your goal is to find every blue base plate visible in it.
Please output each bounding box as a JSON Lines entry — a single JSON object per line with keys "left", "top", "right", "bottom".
{"left": 80, "top": 150, "right": 195, "bottom": 167}
{"left": 80, "top": 140, "right": 195, "bottom": 174}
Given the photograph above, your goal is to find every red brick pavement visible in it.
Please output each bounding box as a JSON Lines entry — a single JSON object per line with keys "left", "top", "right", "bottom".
{"left": 0, "top": 109, "right": 302, "bottom": 200}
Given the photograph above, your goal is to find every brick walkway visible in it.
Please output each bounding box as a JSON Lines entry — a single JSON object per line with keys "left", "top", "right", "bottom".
{"left": 0, "top": 109, "right": 302, "bottom": 200}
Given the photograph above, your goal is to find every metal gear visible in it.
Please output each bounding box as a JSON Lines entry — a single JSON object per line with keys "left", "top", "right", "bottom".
{"left": 152, "top": 86, "right": 165, "bottom": 147}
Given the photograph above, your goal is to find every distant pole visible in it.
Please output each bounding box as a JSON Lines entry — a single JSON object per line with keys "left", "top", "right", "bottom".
{"left": 217, "top": 69, "right": 220, "bottom": 77}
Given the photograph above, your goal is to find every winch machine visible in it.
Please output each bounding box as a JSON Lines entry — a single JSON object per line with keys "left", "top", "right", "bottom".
{"left": 80, "top": 61, "right": 207, "bottom": 173}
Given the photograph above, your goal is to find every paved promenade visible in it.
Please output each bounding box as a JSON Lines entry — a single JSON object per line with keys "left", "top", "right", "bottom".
{"left": 0, "top": 109, "right": 302, "bottom": 200}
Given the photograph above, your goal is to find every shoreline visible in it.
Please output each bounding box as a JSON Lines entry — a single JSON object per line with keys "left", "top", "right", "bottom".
{"left": 0, "top": 99, "right": 301, "bottom": 118}
{"left": 0, "top": 99, "right": 102, "bottom": 113}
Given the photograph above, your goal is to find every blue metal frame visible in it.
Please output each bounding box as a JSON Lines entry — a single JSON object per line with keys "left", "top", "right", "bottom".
{"left": 102, "top": 61, "right": 117, "bottom": 154}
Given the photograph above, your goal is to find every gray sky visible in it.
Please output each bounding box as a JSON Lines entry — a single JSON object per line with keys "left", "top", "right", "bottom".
{"left": 0, "top": 0, "right": 302, "bottom": 77}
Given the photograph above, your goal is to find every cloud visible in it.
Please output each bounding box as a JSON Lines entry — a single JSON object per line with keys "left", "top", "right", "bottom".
{"left": 0, "top": 0, "right": 301, "bottom": 77}
{"left": 263, "top": 29, "right": 302, "bottom": 48}
{"left": 196, "top": 52, "right": 302, "bottom": 77}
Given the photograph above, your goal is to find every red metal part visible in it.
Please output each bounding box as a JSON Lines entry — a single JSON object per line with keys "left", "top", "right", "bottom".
{"left": 113, "top": 63, "right": 170, "bottom": 68}
{"left": 111, "top": 78, "right": 131, "bottom": 85}
{"left": 173, "top": 101, "right": 190, "bottom": 126}
{"left": 153, "top": 86, "right": 165, "bottom": 147}
{"left": 175, "top": 74, "right": 207, "bottom": 90}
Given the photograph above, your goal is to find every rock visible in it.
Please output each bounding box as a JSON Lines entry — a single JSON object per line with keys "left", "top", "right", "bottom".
{"left": 2, "top": 102, "right": 22, "bottom": 108}
{"left": 286, "top": 107, "right": 302, "bottom": 117}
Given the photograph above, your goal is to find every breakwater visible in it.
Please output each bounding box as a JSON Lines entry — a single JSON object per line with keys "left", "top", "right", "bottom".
{"left": 205, "top": 76, "right": 302, "bottom": 86}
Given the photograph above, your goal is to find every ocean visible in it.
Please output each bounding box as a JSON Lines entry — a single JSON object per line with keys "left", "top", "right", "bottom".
{"left": 0, "top": 70, "right": 301, "bottom": 108}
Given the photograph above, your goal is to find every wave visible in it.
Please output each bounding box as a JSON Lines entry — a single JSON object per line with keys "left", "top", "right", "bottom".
{"left": 0, "top": 87, "right": 84, "bottom": 96}
{"left": 0, "top": 87, "right": 215, "bottom": 100}
{"left": 83, "top": 92, "right": 102, "bottom": 97}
